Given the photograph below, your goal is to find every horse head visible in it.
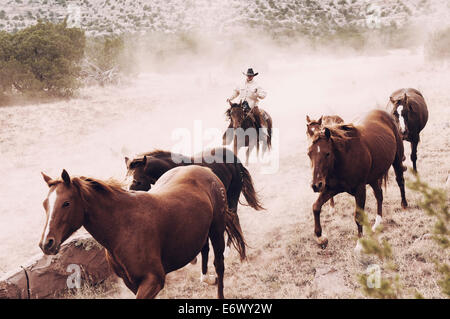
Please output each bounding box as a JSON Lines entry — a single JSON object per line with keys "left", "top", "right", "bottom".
{"left": 306, "top": 115, "right": 323, "bottom": 138}
{"left": 125, "top": 155, "right": 156, "bottom": 191}
{"left": 390, "top": 92, "right": 410, "bottom": 138}
{"left": 227, "top": 101, "right": 246, "bottom": 129}
{"left": 307, "top": 127, "right": 335, "bottom": 193}
{"left": 40, "top": 170, "right": 85, "bottom": 255}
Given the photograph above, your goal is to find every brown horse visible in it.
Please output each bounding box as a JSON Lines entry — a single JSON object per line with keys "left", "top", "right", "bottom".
{"left": 306, "top": 114, "right": 345, "bottom": 211}
{"left": 223, "top": 102, "right": 272, "bottom": 165}
{"left": 306, "top": 115, "right": 344, "bottom": 139}
{"left": 389, "top": 88, "right": 428, "bottom": 172}
{"left": 307, "top": 109, "right": 407, "bottom": 250}
{"left": 39, "top": 166, "right": 246, "bottom": 299}
{"left": 124, "top": 147, "right": 262, "bottom": 274}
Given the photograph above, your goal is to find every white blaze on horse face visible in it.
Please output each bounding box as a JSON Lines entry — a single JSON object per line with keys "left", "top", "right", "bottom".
{"left": 317, "top": 146, "right": 320, "bottom": 153}
{"left": 397, "top": 105, "right": 406, "bottom": 133}
{"left": 43, "top": 188, "right": 58, "bottom": 242}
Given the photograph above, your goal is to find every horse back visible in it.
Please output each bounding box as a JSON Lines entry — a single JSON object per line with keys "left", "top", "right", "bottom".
{"left": 150, "top": 165, "right": 227, "bottom": 272}
{"left": 359, "top": 110, "right": 402, "bottom": 181}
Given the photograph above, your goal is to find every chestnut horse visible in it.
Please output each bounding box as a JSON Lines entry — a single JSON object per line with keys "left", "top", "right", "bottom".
{"left": 307, "top": 110, "right": 407, "bottom": 250}
{"left": 389, "top": 88, "right": 428, "bottom": 172}
{"left": 124, "top": 147, "right": 262, "bottom": 273}
{"left": 39, "top": 166, "right": 246, "bottom": 299}
{"left": 306, "top": 114, "right": 345, "bottom": 211}
{"left": 223, "top": 102, "right": 272, "bottom": 165}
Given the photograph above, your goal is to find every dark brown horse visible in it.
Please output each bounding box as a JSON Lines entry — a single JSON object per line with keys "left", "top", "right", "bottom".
{"left": 307, "top": 109, "right": 407, "bottom": 250}
{"left": 223, "top": 102, "right": 272, "bottom": 165}
{"left": 124, "top": 147, "right": 262, "bottom": 273}
{"left": 39, "top": 166, "right": 246, "bottom": 299}
{"left": 389, "top": 88, "right": 428, "bottom": 172}
{"left": 306, "top": 115, "right": 344, "bottom": 139}
{"left": 306, "top": 114, "right": 345, "bottom": 212}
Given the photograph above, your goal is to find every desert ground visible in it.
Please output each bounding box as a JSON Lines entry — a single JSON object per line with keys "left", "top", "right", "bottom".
{"left": 0, "top": 45, "right": 449, "bottom": 298}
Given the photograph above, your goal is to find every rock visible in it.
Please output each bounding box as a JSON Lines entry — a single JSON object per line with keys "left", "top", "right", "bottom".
{"left": 0, "top": 234, "right": 112, "bottom": 299}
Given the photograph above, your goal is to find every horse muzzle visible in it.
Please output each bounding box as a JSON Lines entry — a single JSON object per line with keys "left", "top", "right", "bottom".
{"left": 311, "top": 181, "right": 325, "bottom": 193}
{"left": 39, "top": 237, "right": 60, "bottom": 255}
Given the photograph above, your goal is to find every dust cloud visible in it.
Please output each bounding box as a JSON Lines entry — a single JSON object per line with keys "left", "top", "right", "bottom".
{"left": 0, "top": 26, "right": 449, "bottom": 298}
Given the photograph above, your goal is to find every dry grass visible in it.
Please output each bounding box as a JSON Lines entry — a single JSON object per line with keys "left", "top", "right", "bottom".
{"left": 0, "top": 47, "right": 449, "bottom": 299}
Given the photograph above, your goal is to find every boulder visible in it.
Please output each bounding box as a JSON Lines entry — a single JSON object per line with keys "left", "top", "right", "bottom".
{"left": 0, "top": 234, "right": 112, "bottom": 299}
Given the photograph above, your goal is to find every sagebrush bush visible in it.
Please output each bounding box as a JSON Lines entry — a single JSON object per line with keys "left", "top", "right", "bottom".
{"left": 0, "top": 19, "right": 85, "bottom": 103}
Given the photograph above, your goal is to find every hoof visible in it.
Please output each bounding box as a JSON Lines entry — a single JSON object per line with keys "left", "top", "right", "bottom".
{"left": 200, "top": 273, "right": 217, "bottom": 285}
{"left": 401, "top": 201, "right": 408, "bottom": 210}
{"left": 317, "top": 236, "right": 328, "bottom": 249}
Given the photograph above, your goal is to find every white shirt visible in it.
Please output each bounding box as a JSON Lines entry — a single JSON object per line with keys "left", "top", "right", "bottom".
{"left": 229, "top": 79, "right": 267, "bottom": 108}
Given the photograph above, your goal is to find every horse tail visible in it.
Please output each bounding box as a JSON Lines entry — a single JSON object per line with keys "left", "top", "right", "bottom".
{"left": 224, "top": 206, "right": 247, "bottom": 261}
{"left": 239, "top": 164, "right": 264, "bottom": 210}
{"left": 267, "top": 117, "right": 272, "bottom": 150}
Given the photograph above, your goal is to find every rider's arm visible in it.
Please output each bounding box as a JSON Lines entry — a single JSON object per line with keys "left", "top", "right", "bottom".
{"left": 228, "top": 87, "right": 240, "bottom": 102}
{"left": 255, "top": 87, "right": 267, "bottom": 100}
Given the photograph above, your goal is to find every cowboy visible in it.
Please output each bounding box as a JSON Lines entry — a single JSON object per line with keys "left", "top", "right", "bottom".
{"left": 227, "top": 68, "right": 266, "bottom": 129}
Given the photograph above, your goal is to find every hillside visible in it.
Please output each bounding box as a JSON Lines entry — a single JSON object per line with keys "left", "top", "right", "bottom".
{"left": 1, "top": 0, "right": 449, "bottom": 37}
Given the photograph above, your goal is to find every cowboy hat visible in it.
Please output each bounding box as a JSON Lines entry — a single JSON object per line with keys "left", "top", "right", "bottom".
{"left": 243, "top": 68, "right": 258, "bottom": 77}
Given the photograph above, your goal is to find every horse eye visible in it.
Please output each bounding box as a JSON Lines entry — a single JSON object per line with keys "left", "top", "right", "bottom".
{"left": 133, "top": 180, "right": 142, "bottom": 186}
{"left": 62, "top": 201, "right": 70, "bottom": 208}
{"left": 325, "top": 152, "right": 330, "bottom": 157}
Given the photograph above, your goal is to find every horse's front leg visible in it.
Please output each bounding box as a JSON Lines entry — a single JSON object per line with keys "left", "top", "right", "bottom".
{"left": 354, "top": 185, "right": 367, "bottom": 253}
{"left": 312, "top": 190, "right": 336, "bottom": 249}
{"left": 136, "top": 272, "right": 165, "bottom": 299}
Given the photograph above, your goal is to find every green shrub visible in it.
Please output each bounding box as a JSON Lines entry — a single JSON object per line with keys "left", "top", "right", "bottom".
{"left": 0, "top": 19, "right": 85, "bottom": 103}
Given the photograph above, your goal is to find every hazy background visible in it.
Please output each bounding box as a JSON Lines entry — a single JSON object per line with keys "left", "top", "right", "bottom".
{"left": 0, "top": 0, "right": 449, "bottom": 298}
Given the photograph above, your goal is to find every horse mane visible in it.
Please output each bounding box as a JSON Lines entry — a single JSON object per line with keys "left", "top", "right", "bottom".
{"left": 138, "top": 149, "right": 171, "bottom": 159}
{"left": 225, "top": 103, "right": 241, "bottom": 120}
{"left": 127, "top": 149, "right": 172, "bottom": 170}
{"left": 72, "top": 176, "right": 128, "bottom": 203}
{"left": 312, "top": 124, "right": 360, "bottom": 153}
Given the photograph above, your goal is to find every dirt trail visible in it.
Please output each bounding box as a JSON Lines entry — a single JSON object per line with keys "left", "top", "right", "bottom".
{"left": 0, "top": 49, "right": 449, "bottom": 298}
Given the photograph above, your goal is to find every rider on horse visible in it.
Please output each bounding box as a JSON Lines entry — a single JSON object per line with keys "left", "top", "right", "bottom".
{"left": 226, "top": 68, "right": 266, "bottom": 129}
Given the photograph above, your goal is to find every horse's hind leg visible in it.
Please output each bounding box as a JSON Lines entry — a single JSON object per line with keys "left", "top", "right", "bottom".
{"left": 393, "top": 154, "right": 408, "bottom": 209}
{"left": 411, "top": 140, "right": 418, "bottom": 172}
{"left": 209, "top": 228, "right": 226, "bottom": 299}
{"left": 370, "top": 180, "right": 383, "bottom": 232}
{"left": 200, "top": 241, "right": 216, "bottom": 285}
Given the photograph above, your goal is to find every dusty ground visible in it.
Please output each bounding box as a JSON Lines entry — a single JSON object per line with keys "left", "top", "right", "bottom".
{"left": 0, "top": 47, "right": 449, "bottom": 299}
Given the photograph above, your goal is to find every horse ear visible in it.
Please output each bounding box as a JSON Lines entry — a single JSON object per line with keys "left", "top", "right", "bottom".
{"left": 324, "top": 127, "right": 331, "bottom": 139}
{"left": 229, "top": 100, "right": 233, "bottom": 107}
{"left": 61, "top": 169, "right": 71, "bottom": 185}
{"left": 306, "top": 115, "right": 311, "bottom": 123}
{"left": 41, "top": 172, "right": 53, "bottom": 186}
{"left": 142, "top": 156, "right": 147, "bottom": 166}
{"left": 318, "top": 116, "right": 323, "bottom": 126}
{"left": 125, "top": 156, "right": 130, "bottom": 168}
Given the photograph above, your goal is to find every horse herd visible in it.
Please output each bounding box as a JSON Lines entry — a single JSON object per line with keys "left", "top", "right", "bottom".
{"left": 38, "top": 87, "right": 428, "bottom": 299}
